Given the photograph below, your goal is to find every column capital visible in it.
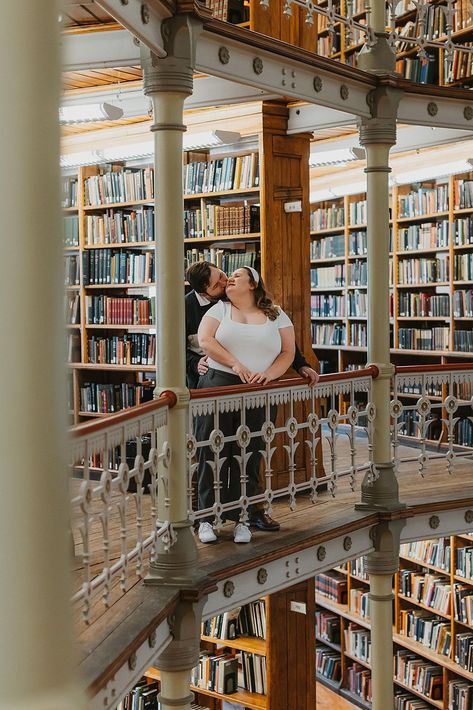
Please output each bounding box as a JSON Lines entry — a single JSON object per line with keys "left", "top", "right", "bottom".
{"left": 155, "top": 595, "right": 207, "bottom": 673}
{"left": 358, "top": 86, "right": 404, "bottom": 146}
{"left": 357, "top": 32, "right": 396, "bottom": 75}
{"left": 367, "top": 519, "right": 406, "bottom": 575}
{"left": 140, "top": 14, "right": 202, "bottom": 96}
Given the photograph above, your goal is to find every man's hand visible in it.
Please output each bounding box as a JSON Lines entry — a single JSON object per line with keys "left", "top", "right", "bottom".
{"left": 299, "top": 365, "right": 319, "bottom": 386}
{"left": 197, "top": 355, "right": 209, "bottom": 376}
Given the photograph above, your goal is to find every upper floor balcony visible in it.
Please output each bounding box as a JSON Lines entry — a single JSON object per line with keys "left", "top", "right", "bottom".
{"left": 70, "top": 362, "right": 473, "bottom": 706}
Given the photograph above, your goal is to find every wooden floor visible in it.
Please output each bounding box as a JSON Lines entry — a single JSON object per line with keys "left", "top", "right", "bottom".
{"left": 316, "top": 683, "right": 357, "bottom": 709}
{"left": 72, "top": 435, "right": 473, "bottom": 693}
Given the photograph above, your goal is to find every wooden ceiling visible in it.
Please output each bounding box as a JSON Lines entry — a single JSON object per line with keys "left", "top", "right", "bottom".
{"left": 61, "top": 1, "right": 115, "bottom": 28}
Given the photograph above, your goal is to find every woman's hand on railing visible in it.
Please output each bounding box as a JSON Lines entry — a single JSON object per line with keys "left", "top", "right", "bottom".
{"left": 248, "top": 370, "right": 274, "bottom": 385}
{"left": 298, "top": 365, "right": 320, "bottom": 386}
{"left": 232, "top": 361, "right": 255, "bottom": 383}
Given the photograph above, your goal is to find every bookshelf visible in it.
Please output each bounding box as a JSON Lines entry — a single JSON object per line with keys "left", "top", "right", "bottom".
{"left": 316, "top": 536, "right": 473, "bottom": 709}
{"left": 310, "top": 171, "right": 473, "bottom": 445}
{"left": 63, "top": 150, "right": 262, "bottom": 422}
{"left": 144, "top": 580, "right": 315, "bottom": 710}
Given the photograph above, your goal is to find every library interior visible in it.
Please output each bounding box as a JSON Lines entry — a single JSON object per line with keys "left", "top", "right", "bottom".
{"left": 5, "top": 1, "right": 473, "bottom": 709}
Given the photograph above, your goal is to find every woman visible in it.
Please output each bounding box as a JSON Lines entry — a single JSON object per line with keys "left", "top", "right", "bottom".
{"left": 195, "top": 266, "right": 295, "bottom": 544}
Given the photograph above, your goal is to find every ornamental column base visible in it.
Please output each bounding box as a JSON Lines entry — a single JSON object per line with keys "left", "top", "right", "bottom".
{"left": 357, "top": 33, "right": 397, "bottom": 75}
{"left": 355, "top": 461, "right": 406, "bottom": 512}
{"left": 145, "top": 522, "right": 199, "bottom": 587}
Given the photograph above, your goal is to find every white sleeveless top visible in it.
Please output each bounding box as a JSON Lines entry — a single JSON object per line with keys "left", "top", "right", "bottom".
{"left": 203, "top": 301, "right": 293, "bottom": 374}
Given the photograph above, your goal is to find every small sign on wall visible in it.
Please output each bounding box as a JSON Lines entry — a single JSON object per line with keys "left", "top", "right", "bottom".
{"left": 290, "top": 600, "right": 307, "bottom": 614}
{"left": 284, "top": 200, "right": 302, "bottom": 213}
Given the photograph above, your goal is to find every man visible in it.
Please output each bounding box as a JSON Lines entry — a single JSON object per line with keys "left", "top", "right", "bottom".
{"left": 185, "top": 261, "right": 319, "bottom": 532}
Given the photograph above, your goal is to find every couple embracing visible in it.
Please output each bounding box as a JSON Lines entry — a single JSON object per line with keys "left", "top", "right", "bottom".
{"left": 185, "top": 262, "right": 318, "bottom": 544}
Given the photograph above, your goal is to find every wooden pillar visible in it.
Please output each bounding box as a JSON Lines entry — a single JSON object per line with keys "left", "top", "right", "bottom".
{"left": 259, "top": 101, "right": 316, "bottom": 372}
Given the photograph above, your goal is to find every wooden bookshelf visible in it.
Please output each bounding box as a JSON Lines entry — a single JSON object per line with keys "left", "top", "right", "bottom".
{"left": 309, "top": 171, "right": 473, "bottom": 446}
{"left": 315, "top": 536, "right": 473, "bottom": 708}
{"left": 143, "top": 580, "right": 315, "bottom": 710}
{"left": 63, "top": 149, "right": 263, "bottom": 422}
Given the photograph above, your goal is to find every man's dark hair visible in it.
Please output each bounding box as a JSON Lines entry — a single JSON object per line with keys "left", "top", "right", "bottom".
{"left": 186, "top": 261, "right": 215, "bottom": 293}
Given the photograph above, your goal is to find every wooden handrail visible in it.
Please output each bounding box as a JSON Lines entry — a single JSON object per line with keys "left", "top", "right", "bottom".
{"left": 189, "top": 365, "right": 379, "bottom": 400}
{"left": 69, "top": 390, "right": 177, "bottom": 438}
{"left": 395, "top": 363, "right": 473, "bottom": 374}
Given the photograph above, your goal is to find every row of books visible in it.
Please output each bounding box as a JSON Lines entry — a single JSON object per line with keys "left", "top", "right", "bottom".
{"left": 191, "top": 652, "right": 238, "bottom": 695}
{"left": 201, "top": 600, "right": 266, "bottom": 641}
{"left": 395, "top": 54, "right": 439, "bottom": 85}
{"left": 310, "top": 265, "right": 345, "bottom": 288}
{"left": 398, "top": 184, "right": 449, "bottom": 218}
{"left": 443, "top": 44, "right": 473, "bottom": 85}
{"left": 64, "top": 214, "right": 79, "bottom": 247}
{"left": 349, "top": 200, "right": 367, "bottom": 226}
{"left": 310, "top": 205, "right": 345, "bottom": 231}
{"left": 87, "top": 334, "right": 156, "bottom": 366}
{"left": 344, "top": 624, "right": 371, "bottom": 664}
{"left": 455, "top": 632, "right": 473, "bottom": 671}
{"left": 65, "top": 293, "right": 80, "bottom": 324}
{"left": 449, "top": 679, "right": 473, "bottom": 710}
{"left": 347, "top": 260, "right": 367, "bottom": 286}
{"left": 310, "top": 233, "right": 345, "bottom": 260}
{"left": 82, "top": 250, "right": 155, "bottom": 285}
{"left": 240, "top": 651, "right": 267, "bottom": 695}
{"left": 85, "top": 167, "right": 154, "bottom": 206}
{"left": 184, "top": 203, "right": 260, "bottom": 240}
{"left": 399, "top": 292, "right": 449, "bottom": 318}
{"left": 315, "top": 572, "right": 347, "bottom": 604}
{"left": 67, "top": 333, "right": 80, "bottom": 363}
{"left": 315, "top": 610, "right": 341, "bottom": 645}
{"left": 348, "top": 290, "right": 367, "bottom": 318}
{"left": 85, "top": 207, "right": 155, "bottom": 245}
{"left": 349, "top": 588, "right": 370, "bottom": 619}
{"left": 398, "top": 255, "right": 449, "bottom": 285}
{"left": 399, "top": 608, "right": 451, "bottom": 659}
{"left": 397, "top": 411, "right": 444, "bottom": 440}
{"left": 65, "top": 255, "right": 80, "bottom": 286}
{"left": 398, "top": 327, "right": 450, "bottom": 351}
{"left": 454, "top": 330, "right": 473, "bottom": 353}
{"left": 62, "top": 176, "right": 78, "bottom": 209}
{"left": 455, "top": 216, "right": 473, "bottom": 244}
{"left": 456, "top": 418, "right": 473, "bottom": 446}
{"left": 397, "top": 383, "right": 442, "bottom": 397}
{"left": 453, "top": 583, "right": 473, "bottom": 624}
{"left": 183, "top": 154, "right": 259, "bottom": 195}
{"left": 116, "top": 679, "right": 159, "bottom": 709}
{"left": 351, "top": 555, "right": 369, "bottom": 581}
{"left": 456, "top": 546, "right": 473, "bottom": 580}
{"left": 398, "top": 221, "right": 449, "bottom": 251}
{"left": 395, "top": 690, "right": 429, "bottom": 709}
{"left": 347, "top": 663, "right": 372, "bottom": 703}
{"left": 455, "top": 179, "right": 473, "bottom": 210}
{"left": 394, "top": 650, "right": 443, "bottom": 702}
{"left": 349, "top": 231, "right": 367, "bottom": 255}
{"left": 400, "top": 539, "right": 451, "bottom": 572}
{"left": 399, "top": 572, "right": 451, "bottom": 614}
{"left": 80, "top": 382, "right": 153, "bottom": 414}
{"left": 312, "top": 322, "right": 346, "bottom": 346}
{"left": 185, "top": 248, "right": 258, "bottom": 275}
{"left": 316, "top": 34, "right": 341, "bottom": 57}
{"left": 454, "top": 253, "right": 473, "bottom": 280}
{"left": 311, "top": 294, "right": 346, "bottom": 318}
{"left": 349, "top": 322, "right": 367, "bottom": 347}
{"left": 315, "top": 645, "right": 341, "bottom": 682}
{"left": 86, "top": 295, "right": 155, "bottom": 326}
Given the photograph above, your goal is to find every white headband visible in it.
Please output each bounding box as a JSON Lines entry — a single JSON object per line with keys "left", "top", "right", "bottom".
{"left": 244, "top": 265, "right": 260, "bottom": 285}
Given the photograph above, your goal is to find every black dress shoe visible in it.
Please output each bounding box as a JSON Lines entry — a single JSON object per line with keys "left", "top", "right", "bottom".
{"left": 248, "top": 512, "right": 280, "bottom": 531}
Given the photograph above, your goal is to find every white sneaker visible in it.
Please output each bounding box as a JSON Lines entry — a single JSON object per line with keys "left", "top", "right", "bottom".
{"left": 234, "top": 522, "right": 252, "bottom": 544}
{"left": 198, "top": 522, "right": 217, "bottom": 544}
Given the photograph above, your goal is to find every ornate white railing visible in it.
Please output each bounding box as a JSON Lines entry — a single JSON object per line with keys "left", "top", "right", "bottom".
{"left": 392, "top": 364, "right": 473, "bottom": 476}
{"left": 187, "top": 368, "right": 378, "bottom": 527}
{"left": 259, "top": 0, "right": 473, "bottom": 66}
{"left": 69, "top": 393, "right": 176, "bottom": 623}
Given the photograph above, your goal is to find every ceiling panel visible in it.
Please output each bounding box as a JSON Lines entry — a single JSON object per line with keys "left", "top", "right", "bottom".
{"left": 63, "top": 66, "right": 142, "bottom": 91}
{"left": 62, "top": 1, "right": 113, "bottom": 27}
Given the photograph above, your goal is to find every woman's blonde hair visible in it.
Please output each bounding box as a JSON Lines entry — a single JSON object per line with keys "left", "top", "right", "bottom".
{"left": 243, "top": 267, "right": 280, "bottom": 321}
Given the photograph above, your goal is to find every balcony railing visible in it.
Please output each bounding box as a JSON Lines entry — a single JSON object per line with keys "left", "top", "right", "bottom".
{"left": 69, "top": 364, "right": 473, "bottom": 623}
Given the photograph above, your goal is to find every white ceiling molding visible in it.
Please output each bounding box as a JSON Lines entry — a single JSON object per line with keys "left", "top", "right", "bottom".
{"left": 288, "top": 104, "right": 356, "bottom": 133}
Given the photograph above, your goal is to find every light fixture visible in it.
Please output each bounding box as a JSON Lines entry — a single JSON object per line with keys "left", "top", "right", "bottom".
{"left": 60, "top": 130, "right": 242, "bottom": 169}
{"left": 59, "top": 102, "right": 124, "bottom": 125}
{"left": 309, "top": 146, "right": 365, "bottom": 168}
{"left": 393, "top": 159, "right": 473, "bottom": 185}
